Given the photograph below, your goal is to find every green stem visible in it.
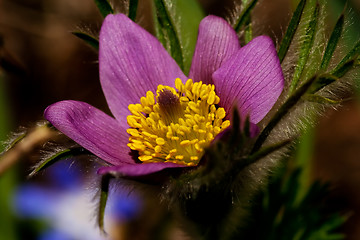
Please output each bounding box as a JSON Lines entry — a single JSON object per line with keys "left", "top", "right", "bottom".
{"left": 252, "top": 75, "right": 318, "bottom": 153}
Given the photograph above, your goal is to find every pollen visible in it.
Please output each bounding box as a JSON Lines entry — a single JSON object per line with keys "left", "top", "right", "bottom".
{"left": 126, "top": 78, "right": 230, "bottom": 166}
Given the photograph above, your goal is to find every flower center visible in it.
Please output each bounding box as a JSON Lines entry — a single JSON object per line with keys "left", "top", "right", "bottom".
{"left": 126, "top": 78, "right": 230, "bottom": 166}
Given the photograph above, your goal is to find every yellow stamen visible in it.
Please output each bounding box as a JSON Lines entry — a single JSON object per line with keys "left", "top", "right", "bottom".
{"left": 126, "top": 78, "right": 230, "bottom": 166}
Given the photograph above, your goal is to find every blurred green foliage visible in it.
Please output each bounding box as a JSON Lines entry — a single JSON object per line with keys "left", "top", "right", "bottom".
{"left": 238, "top": 131, "right": 347, "bottom": 239}
{"left": 0, "top": 72, "right": 17, "bottom": 240}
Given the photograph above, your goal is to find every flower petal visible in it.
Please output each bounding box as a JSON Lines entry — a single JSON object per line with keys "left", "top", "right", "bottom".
{"left": 99, "top": 14, "right": 186, "bottom": 125}
{"left": 189, "top": 15, "right": 240, "bottom": 84}
{"left": 213, "top": 36, "right": 284, "bottom": 123}
{"left": 44, "top": 100, "right": 133, "bottom": 165}
{"left": 97, "top": 162, "right": 187, "bottom": 177}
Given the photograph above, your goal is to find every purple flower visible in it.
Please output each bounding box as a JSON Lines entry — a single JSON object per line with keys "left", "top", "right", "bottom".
{"left": 44, "top": 14, "right": 284, "bottom": 178}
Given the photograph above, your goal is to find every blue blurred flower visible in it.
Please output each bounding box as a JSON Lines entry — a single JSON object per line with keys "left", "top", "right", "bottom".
{"left": 38, "top": 229, "right": 73, "bottom": 240}
{"left": 13, "top": 160, "right": 142, "bottom": 240}
{"left": 109, "top": 190, "right": 142, "bottom": 223}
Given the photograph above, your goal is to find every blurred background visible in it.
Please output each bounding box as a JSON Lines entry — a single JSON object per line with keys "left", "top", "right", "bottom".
{"left": 0, "top": 0, "right": 360, "bottom": 239}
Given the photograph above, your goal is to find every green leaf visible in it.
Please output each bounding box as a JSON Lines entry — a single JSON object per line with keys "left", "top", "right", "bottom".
{"left": 29, "top": 147, "right": 91, "bottom": 177}
{"left": 94, "top": 0, "right": 113, "bottom": 18}
{"left": 128, "top": 0, "right": 139, "bottom": 21}
{"left": 72, "top": 32, "right": 99, "bottom": 50}
{"left": 252, "top": 75, "right": 318, "bottom": 153}
{"left": 243, "top": 14, "right": 253, "bottom": 44}
{"left": 238, "top": 139, "right": 292, "bottom": 170}
{"left": 306, "top": 214, "right": 347, "bottom": 240}
{"left": 332, "top": 57, "right": 357, "bottom": 78}
{"left": 288, "top": 3, "right": 320, "bottom": 95}
{"left": 153, "top": 0, "right": 204, "bottom": 74}
{"left": 278, "top": 0, "right": 307, "bottom": 63}
{"left": 319, "top": 13, "right": 344, "bottom": 70}
{"left": 238, "top": 153, "right": 347, "bottom": 240}
{"left": 241, "top": 0, "right": 253, "bottom": 44}
{"left": 282, "top": 168, "right": 301, "bottom": 209}
{"left": 310, "top": 54, "right": 356, "bottom": 94}
{"left": 330, "top": 40, "right": 360, "bottom": 76}
{"left": 3, "top": 132, "right": 26, "bottom": 153}
{"left": 308, "top": 74, "right": 338, "bottom": 93}
{"left": 234, "top": 0, "right": 258, "bottom": 33}
{"left": 154, "top": 0, "right": 184, "bottom": 71}
{"left": 222, "top": 108, "right": 250, "bottom": 155}
{"left": 98, "top": 174, "right": 113, "bottom": 233}
{"left": 305, "top": 94, "right": 342, "bottom": 104}
{"left": 229, "top": 107, "right": 242, "bottom": 147}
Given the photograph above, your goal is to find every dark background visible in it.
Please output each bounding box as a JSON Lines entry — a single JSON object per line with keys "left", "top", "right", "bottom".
{"left": 1, "top": 0, "right": 360, "bottom": 239}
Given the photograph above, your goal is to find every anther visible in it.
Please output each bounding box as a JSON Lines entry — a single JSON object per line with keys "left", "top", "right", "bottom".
{"left": 126, "top": 79, "right": 230, "bottom": 166}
